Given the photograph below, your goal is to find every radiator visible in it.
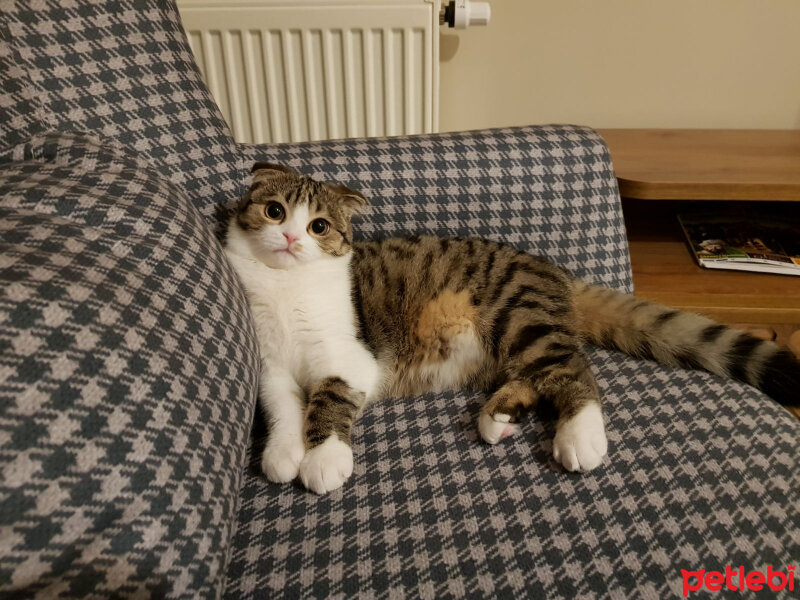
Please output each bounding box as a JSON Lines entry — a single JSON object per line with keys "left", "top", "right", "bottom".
{"left": 177, "top": 0, "right": 441, "bottom": 144}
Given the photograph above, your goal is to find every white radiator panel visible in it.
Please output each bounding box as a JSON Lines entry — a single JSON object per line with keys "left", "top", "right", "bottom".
{"left": 178, "top": 1, "right": 440, "bottom": 144}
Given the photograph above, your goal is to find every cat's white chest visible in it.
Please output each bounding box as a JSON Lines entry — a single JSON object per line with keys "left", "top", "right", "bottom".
{"left": 233, "top": 256, "right": 350, "bottom": 356}
{"left": 225, "top": 250, "right": 381, "bottom": 397}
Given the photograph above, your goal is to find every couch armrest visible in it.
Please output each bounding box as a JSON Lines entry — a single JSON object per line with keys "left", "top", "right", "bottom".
{"left": 239, "top": 125, "right": 632, "bottom": 292}
{"left": 0, "top": 132, "right": 259, "bottom": 598}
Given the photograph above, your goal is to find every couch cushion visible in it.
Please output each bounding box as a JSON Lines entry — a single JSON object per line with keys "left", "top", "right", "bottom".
{"left": 0, "top": 0, "right": 242, "bottom": 217}
{"left": 0, "top": 132, "right": 259, "bottom": 598}
{"left": 223, "top": 350, "right": 799, "bottom": 598}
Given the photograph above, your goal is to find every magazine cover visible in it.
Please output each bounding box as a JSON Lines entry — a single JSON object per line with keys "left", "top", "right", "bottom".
{"left": 678, "top": 214, "right": 800, "bottom": 276}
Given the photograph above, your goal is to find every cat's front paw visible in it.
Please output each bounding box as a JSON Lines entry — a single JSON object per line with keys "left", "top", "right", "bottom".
{"left": 553, "top": 402, "right": 608, "bottom": 473}
{"left": 298, "top": 436, "right": 353, "bottom": 494}
{"left": 262, "top": 435, "right": 305, "bottom": 483}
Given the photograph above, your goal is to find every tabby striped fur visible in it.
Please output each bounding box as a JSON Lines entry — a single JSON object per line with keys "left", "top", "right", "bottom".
{"left": 352, "top": 237, "right": 799, "bottom": 408}
{"left": 226, "top": 164, "right": 800, "bottom": 494}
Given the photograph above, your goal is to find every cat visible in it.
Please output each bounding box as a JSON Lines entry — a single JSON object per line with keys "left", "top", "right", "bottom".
{"left": 224, "top": 163, "right": 800, "bottom": 494}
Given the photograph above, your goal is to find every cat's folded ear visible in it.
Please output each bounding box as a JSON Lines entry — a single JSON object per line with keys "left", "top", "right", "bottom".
{"left": 327, "top": 182, "right": 368, "bottom": 214}
{"left": 251, "top": 162, "right": 298, "bottom": 178}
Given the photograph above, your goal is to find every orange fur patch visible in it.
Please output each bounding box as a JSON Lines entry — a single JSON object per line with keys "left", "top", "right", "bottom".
{"left": 415, "top": 289, "right": 478, "bottom": 361}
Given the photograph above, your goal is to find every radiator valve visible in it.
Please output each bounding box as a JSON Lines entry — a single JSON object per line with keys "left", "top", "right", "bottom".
{"left": 440, "top": 0, "right": 491, "bottom": 29}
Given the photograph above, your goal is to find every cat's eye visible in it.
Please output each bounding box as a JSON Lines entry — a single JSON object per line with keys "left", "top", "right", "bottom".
{"left": 265, "top": 202, "right": 284, "bottom": 222}
{"left": 309, "top": 218, "right": 330, "bottom": 236}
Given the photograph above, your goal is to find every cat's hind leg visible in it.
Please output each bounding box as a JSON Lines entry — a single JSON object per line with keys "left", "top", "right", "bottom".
{"left": 478, "top": 380, "right": 535, "bottom": 443}
{"left": 481, "top": 320, "right": 608, "bottom": 472}
{"left": 299, "top": 376, "right": 366, "bottom": 494}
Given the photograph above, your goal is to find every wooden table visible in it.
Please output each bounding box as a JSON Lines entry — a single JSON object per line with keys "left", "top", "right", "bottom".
{"left": 598, "top": 129, "right": 800, "bottom": 345}
{"left": 600, "top": 129, "right": 800, "bottom": 201}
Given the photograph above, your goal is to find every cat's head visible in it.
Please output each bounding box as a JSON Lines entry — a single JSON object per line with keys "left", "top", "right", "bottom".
{"left": 234, "top": 163, "right": 366, "bottom": 269}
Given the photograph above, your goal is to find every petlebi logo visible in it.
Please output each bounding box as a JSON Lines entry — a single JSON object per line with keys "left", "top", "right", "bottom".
{"left": 681, "top": 564, "right": 796, "bottom": 597}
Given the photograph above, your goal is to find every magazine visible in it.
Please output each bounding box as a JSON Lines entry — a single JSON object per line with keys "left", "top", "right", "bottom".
{"left": 678, "top": 214, "right": 800, "bottom": 276}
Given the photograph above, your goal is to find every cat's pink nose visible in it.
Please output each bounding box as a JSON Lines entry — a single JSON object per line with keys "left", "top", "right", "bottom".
{"left": 283, "top": 232, "right": 299, "bottom": 245}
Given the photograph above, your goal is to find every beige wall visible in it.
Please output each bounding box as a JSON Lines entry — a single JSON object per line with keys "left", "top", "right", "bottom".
{"left": 438, "top": 0, "right": 800, "bottom": 131}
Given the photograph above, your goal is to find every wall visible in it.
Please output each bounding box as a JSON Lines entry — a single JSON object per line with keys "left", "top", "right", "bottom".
{"left": 438, "top": 0, "right": 800, "bottom": 131}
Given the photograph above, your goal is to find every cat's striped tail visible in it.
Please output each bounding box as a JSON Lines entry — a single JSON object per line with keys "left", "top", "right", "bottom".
{"left": 571, "top": 280, "right": 800, "bottom": 407}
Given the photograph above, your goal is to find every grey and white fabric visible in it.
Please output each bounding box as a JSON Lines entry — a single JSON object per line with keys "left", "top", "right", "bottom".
{"left": 1, "top": 1, "right": 797, "bottom": 599}
{"left": 0, "top": 0, "right": 242, "bottom": 214}
{"left": 0, "top": 132, "right": 259, "bottom": 597}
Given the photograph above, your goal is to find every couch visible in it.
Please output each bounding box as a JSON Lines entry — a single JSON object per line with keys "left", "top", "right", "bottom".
{"left": 1, "top": 2, "right": 796, "bottom": 598}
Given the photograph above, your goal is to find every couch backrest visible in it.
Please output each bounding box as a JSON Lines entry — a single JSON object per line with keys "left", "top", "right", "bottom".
{"left": 0, "top": 0, "right": 241, "bottom": 217}
{"left": 240, "top": 125, "right": 634, "bottom": 292}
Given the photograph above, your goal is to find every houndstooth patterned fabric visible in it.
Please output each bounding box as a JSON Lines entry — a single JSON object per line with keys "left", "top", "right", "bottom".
{"left": 4, "top": 1, "right": 797, "bottom": 598}
{"left": 0, "top": 0, "right": 242, "bottom": 217}
{"left": 224, "top": 351, "right": 799, "bottom": 599}
{"left": 0, "top": 132, "right": 259, "bottom": 598}
{"left": 0, "top": 9, "right": 47, "bottom": 149}
{"left": 239, "top": 126, "right": 634, "bottom": 293}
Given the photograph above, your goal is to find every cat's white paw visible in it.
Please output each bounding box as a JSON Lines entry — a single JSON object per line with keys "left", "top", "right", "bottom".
{"left": 478, "top": 412, "right": 519, "bottom": 445}
{"left": 261, "top": 435, "right": 305, "bottom": 483}
{"left": 553, "top": 402, "right": 608, "bottom": 472}
{"left": 298, "top": 436, "right": 353, "bottom": 494}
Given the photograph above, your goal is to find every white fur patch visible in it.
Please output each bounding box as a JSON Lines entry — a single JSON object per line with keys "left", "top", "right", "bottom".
{"left": 299, "top": 435, "right": 354, "bottom": 494}
{"left": 552, "top": 402, "right": 608, "bottom": 472}
{"left": 478, "top": 412, "right": 519, "bottom": 445}
{"left": 261, "top": 435, "right": 305, "bottom": 483}
{"left": 415, "top": 328, "right": 485, "bottom": 392}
